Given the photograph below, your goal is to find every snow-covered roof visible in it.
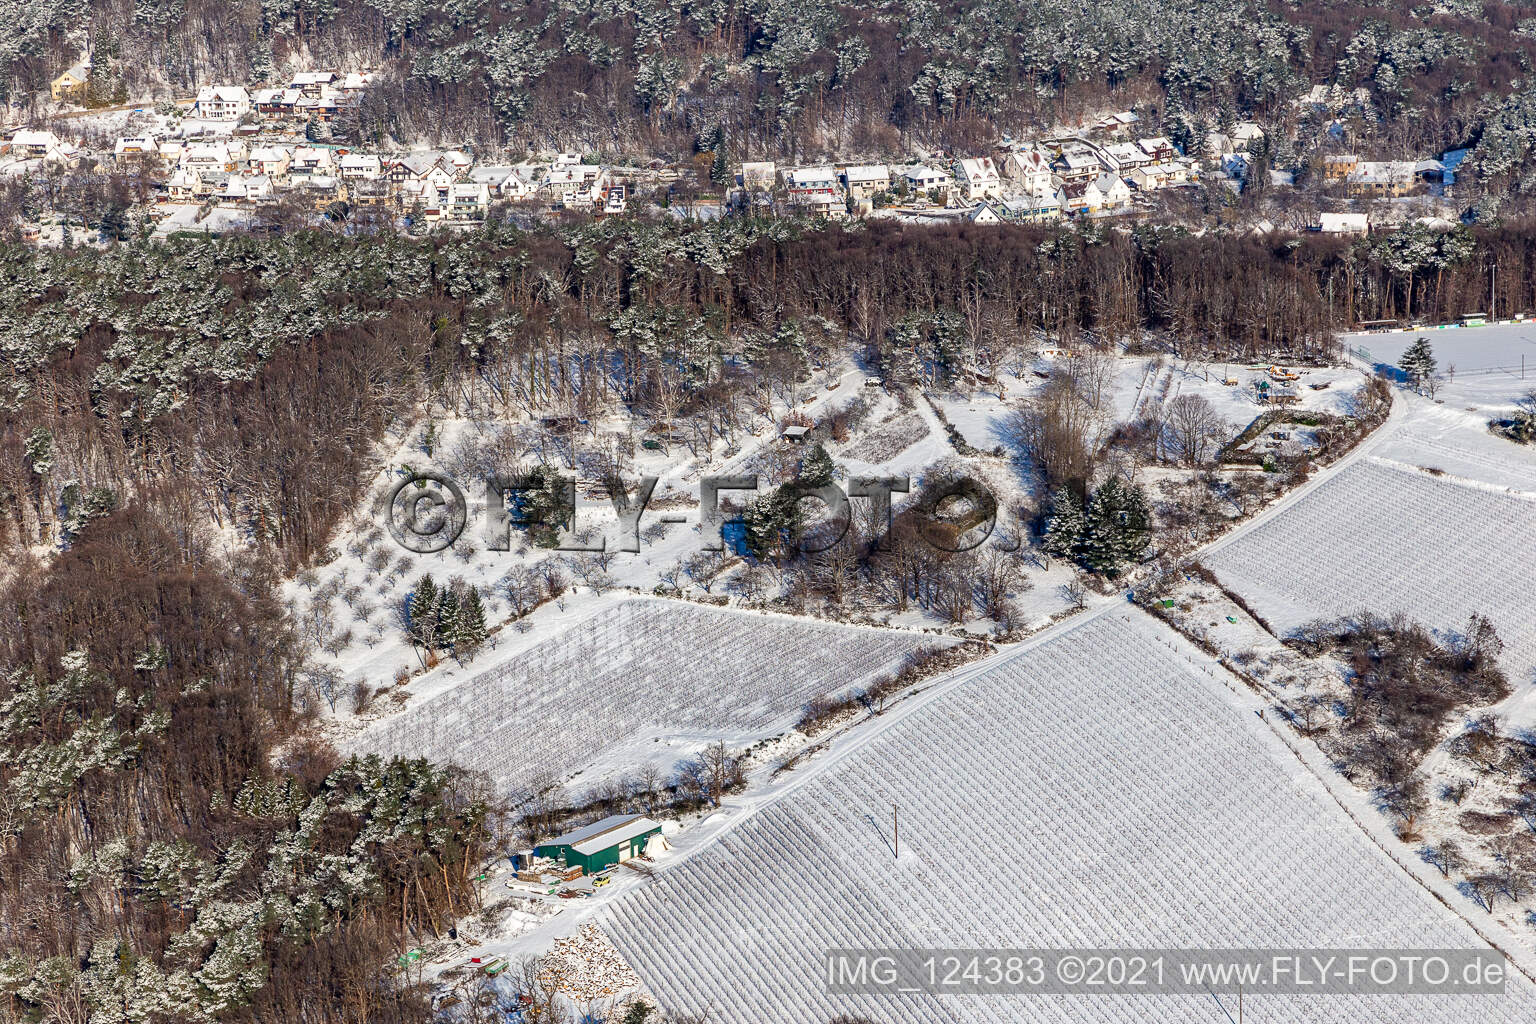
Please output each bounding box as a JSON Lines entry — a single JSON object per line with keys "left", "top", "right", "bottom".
{"left": 956, "top": 156, "right": 999, "bottom": 181}
{"left": 842, "top": 164, "right": 889, "bottom": 183}
{"left": 9, "top": 130, "right": 60, "bottom": 148}
{"left": 789, "top": 166, "right": 837, "bottom": 187}
{"left": 542, "top": 814, "right": 661, "bottom": 854}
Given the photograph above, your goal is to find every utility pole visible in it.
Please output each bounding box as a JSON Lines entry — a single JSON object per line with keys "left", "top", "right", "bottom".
{"left": 893, "top": 804, "right": 900, "bottom": 859}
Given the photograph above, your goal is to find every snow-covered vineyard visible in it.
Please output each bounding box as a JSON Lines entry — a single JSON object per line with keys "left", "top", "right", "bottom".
{"left": 602, "top": 612, "right": 1535, "bottom": 1023}
{"left": 357, "top": 599, "right": 946, "bottom": 794}
{"left": 1204, "top": 455, "right": 1536, "bottom": 690}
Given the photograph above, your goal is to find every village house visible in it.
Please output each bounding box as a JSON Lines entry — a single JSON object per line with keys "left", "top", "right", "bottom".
{"left": 247, "top": 146, "right": 291, "bottom": 177}
{"left": 1094, "top": 173, "right": 1133, "bottom": 209}
{"left": 182, "top": 142, "right": 240, "bottom": 175}
{"left": 903, "top": 164, "right": 951, "bottom": 195}
{"left": 841, "top": 164, "right": 890, "bottom": 200}
{"left": 954, "top": 157, "right": 1002, "bottom": 200}
{"left": 1127, "top": 160, "right": 1192, "bottom": 191}
{"left": 1136, "top": 136, "right": 1178, "bottom": 162}
{"left": 446, "top": 182, "right": 491, "bottom": 222}
{"left": 289, "top": 72, "right": 337, "bottom": 99}
{"left": 1002, "top": 188, "right": 1064, "bottom": 223}
{"left": 338, "top": 153, "right": 383, "bottom": 180}
{"left": 4, "top": 130, "right": 64, "bottom": 160}
{"left": 300, "top": 175, "right": 345, "bottom": 210}
{"left": 543, "top": 163, "right": 605, "bottom": 205}
{"left": 1061, "top": 178, "right": 1104, "bottom": 214}
{"left": 165, "top": 167, "right": 205, "bottom": 202}
{"left": 600, "top": 184, "right": 627, "bottom": 216}
{"left": 194, "top": 86, "right": 252, "bottom": 121}
{"left": 1003, "top": 149, "right": 1054, "bottom": 194}
{"left": 967, "top": 201, "right": 1002, "bottom": 225}
{"left": 51, "top": 63, "right": 89, "bottom": 103}
{"left": 1102, "top": 140, "right": 1151, "bottom": 171}
{"left": 254, "top": 88, "right": 301, "bottom": 116}
{"left": 220, "top": 174, "right": 274, "bottom": 204}
{"left": 1089, "top": 111, "right": 1139, "bottom": 135}
{"left": 113, "top": 136, "right": 158, "bottom": 165}
{"left": 1322, "top": 153, "right": 1359, "bottom": 181}
{"left": 1053, "top": 146, "right": 1103, "bottom": 182}
{"left": 740, "top": 161, "right": 777, "bottom": 190}
{"left": 1319, "top": 211, "right": 1370, "bottom": 234}
{"left": 288, "top": 146, "right": 337, "bottom": 179}
{"left": 787, "top": 166, "right": 840, "bottom": 199}
{"left": 1345, "top": 160, "right": 1417, "bottom": 198}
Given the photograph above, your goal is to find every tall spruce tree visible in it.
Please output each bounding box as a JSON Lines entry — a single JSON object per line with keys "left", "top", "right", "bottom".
{"left": 436, "top": 587, "right": 462, "bottom": 653}
{"left": 407, "top": 575, "right": 439, "bottom": 650}
{"left": 458, "top": 587, "right": 488, "bottom": 657}
{"left": 1398, "top": 336, "right": 1438, "bottom": 394}
{"left": 1041, "top": 487, "right": 1086, "bottom": 561}
{"left": 1080, "top": 478, "right": 1151, "bottom": 577}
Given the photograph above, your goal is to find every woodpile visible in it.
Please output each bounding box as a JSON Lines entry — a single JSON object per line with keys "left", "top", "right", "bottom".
{"left": 536, "top": 924, "right": 640, "bottom": 1001}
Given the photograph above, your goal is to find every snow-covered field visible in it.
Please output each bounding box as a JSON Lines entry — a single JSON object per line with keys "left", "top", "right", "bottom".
{"left": 1346, "top": 324, "right": 1536, "bottom": 414}
{"left": 355, "top": 598, "right": 946, "bottom": 795}
{"left": 603, "top": 611, "right": 1531, "bottom": 1023}
{"left": 1203, "top": 453, "right": 1536, "bottom": 714}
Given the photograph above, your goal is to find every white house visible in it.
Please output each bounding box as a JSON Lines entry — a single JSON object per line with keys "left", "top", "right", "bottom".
{"left": 1003, "top": 189, "right": 1063, "bottom": 223}
{"left": 5, "top": 129, "right": 63, "bottom": 159}
{"left": 1103, "top": 140, "right": 1150, "bottom": 170}
{"left": 741, "top": 161, "right": 777, "bottom": 190}
{"left": 787, "top": 166, "right": 840, "bottom": 198}
{"left": 289, "top": 146, "right": 336, "bottom": 178}
{"left": 1003, "top": 149, "right": 1053, "bottom": 194}
{"left": 1319, "top": 212, "right": 1370, "bottom": 234}
{"left": 338, "top": 153, "right": 382, "bottom": 180}
{"left": 194, "top": 86, "right": 251, "bottom": 121}
{"left": 543, "top": 163, "right": 605, "bottom": 205}
{"left": 113, "top": 136, "right": 158, "bottom": 163}
{"left": 446, "top": 182, "right": 491, "bottom": 222}
{"left": 247, "top": 146, "right": 291, "bottom": 177}
{"left": 967, "top": 201, "right": 1001, "bottom": 225}
{"left": 165, "top": 167, "right": 203, "bottom": 202}
{"left": 182, "top": 142, "right": 237, "bottom": 174}
{"left": 904, "top": 164, "right": 951, "bottom": 195}
{"left": 1061, "top": 178, "right": 1104, "bottom": 214}
{"left": 1094, "top": 173, "right": 1132, "bottom": 209}
{"left": 955, "top": 157, "right": 1002, "bottom": 200}
{"left": 289, "top": 72, "right": 337, "bottom": 98}
{"left": 1053, "top": 147, "right": 1103, "bottom": 181}
{"left": 842, "top": 164, "right": 890, "bottom": 200}
{"left": 1137, "top": 136, "right": 1178, "bottom": 162}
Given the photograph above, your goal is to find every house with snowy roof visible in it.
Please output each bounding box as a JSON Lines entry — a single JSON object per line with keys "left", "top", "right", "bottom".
{"left": 194, "top": 86, "right": 251, "bottom": 121}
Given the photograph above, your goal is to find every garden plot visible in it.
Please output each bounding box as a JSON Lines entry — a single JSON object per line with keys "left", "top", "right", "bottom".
{"left": 1204, "top": 458, "right": 1536, "bottom": 699}
{"left": 603, "top": 612, "right": 1532, "bottom": 1024}
{"left": 356, "top": 599, "right": 943, "bottom": 795}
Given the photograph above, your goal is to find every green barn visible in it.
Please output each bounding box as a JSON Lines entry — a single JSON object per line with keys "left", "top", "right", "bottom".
{"left": 535, "top": 814, "right": 663, "bottom": 874}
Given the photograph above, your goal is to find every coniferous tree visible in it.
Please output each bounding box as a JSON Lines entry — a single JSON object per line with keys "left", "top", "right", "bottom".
{"left": 436, "top": 586, "right": 462, "bottom": 653}
{"left": 1041, "top": 487, "right": 1086, "bottom": 561}
{"left": 457, "top": 586, "right": 488, "bottom": 657}
{"left": 800, "top": 443, "right": 835, "bottom": 488}
{"left": 1399, "top": 336, "right": 1438, "bottom": 394}
{"left": 407, "top": 574, "right": 439, "bottom": 650}
{"left": 1080, "top": 478, "right": 1151, "bottom": 577}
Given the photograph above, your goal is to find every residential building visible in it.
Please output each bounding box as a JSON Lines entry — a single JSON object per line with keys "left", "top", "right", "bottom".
{"left": 114, "top": 136, "right": 158, "bottom": 164}
{"left": 1345, "top": 161, "right": 1416, "bottom": 198}
{"left": 1102, "top": 141, "right": 1150, "bottom": 171}
{"left": 1319, "top": 212, "right": 1369, "bottom": 234}
{"left": 1094, "top": 173, "right": 1132, "bottom": 209}
{"left": 51, "top": 63, "right": 89, "bottom": 103}
{"left": 254, "top": 88, "right": 301, "bottom": 116}
{"left": 247, "top": 146, "right": 291, "bottom": 177}
{"left": 194, "top": 86, "right": 252, "bottom": 121}
{"left": 740, "top": 161, "right": 777, "bottom": 190}
{"left": 338, "top": 153, "right": 382, "bottom": 180}
{"left": 4, "top": 130, "right": 63, "bottom": 159}
{"left": 967, "top": 201, "right": 1001, "bottom": 225}
{"left": 955, "top": 156, "right": 1002, "bottom": 200}
{"left": 1062, "top": 178, "right": 1104, "bottom": 214}
{"left": 842, "top": 164, "right": 890, "bottom": 200}
{"left": 1322, "top": 154, "right": 1359, "bottom": 181}
{"left": 1136, "top": 136, "right": 1177, "bottom": 162}
{"left": 1053, "top": 147, "right": 1103, "bottom": 182}
{"left": 1002, "top": 189, "right": 1063, "bottom": 223}
{"left": 446, "top": 182, "right": 491, "bottom": 222}
{"left": 1003, "top": 149, "right": 1053, "bottom": 194}
{"left": 904, "top": 164, "right": 951, "bottom": 195}
{"left": 183, "top": 142, "right": 239, "bottom": 175}
{"left": 288, "top": 146, "right": 337, "bottom": 179}
{"left": 787, "top": 166, "right": 840, "bottom": 198}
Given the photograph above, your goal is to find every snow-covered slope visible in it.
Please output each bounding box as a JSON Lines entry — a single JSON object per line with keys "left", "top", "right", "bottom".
{"left": 353, "top": 598, "right": 948, "bottom": 795}
{"left": 602, "top": 611, "right": 1534, "bottom": 1023}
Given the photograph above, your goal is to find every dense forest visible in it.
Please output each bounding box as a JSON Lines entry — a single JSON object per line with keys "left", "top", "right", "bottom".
{"left": 5, "top": 214, "right": 1536, "bottom": 1020}
{"left": 7, "top": 0, "right": 1536, "bottom": 172}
